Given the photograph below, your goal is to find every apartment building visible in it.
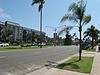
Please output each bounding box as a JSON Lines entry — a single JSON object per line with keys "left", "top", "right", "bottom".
{"left": 0, "top": 21, "right": 45, "bottom": 43}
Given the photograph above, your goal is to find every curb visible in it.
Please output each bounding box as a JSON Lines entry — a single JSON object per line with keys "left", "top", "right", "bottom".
{"left": 25, "top": 53, "right": 78, "bottom": 75}
{"left": 57, "top": 53, "right": 78, "bottom": 64}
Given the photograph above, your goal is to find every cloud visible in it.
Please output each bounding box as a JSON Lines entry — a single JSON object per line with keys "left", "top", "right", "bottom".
{"left": 0, "top": 8, "right": 11, "bottom": 19}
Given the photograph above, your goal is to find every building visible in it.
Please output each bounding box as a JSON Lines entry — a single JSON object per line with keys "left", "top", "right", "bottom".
{"left": 5, "top": 21, "right": 20, "bottom": 41}
{"left": 0, "top": 21, "right": 46, "bottom": 43}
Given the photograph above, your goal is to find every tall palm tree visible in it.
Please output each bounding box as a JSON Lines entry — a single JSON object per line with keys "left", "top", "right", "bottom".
{"left": 84, "top": 25, "right": 100, "bottom": 49}
{"left": 32, "top": 0, "right": 45, "bottom": 48}
{"left": 60, "top": 0, "right": 91, "bottom": 60}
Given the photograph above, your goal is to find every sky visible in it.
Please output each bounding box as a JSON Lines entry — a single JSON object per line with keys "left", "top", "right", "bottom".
{"left": 0, "top": 0, "right": 100, "bottom": 38}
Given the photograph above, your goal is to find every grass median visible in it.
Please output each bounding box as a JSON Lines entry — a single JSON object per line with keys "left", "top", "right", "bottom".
{"left": 57, "top": 57, "right": 94, "bottom": 74}
{"left": 0, "top": 46, "right": 47, "bottom": 51}
{"left": 87, "top": 47, "right": 96, "bottom": 51}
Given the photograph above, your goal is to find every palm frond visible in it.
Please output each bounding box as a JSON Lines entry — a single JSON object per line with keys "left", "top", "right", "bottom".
{"left": 83, "top": 30, "right": 89, "bottom": 38}
{"left": 58, "top": 26, "right": 73, "bottom": 36}
{"left": 39, "top": 4, "right": 42, "bottom": 11}
{"left": 82, "top": 15, "right": 91, "bottom": 26}
{"left": 84, "top": 25, "right": 100, "bottom": 39}
{"left": 58, "top": 28, "right": 66, "bottom": 36}
{"left": 32, "top": 0, "right": 39, "bottom": 5}
{"left": 68, "top": 3, "right": 78, "bottom": 12}
{"left": 60, "top": 14, "right": 68, "bottom": 23}
{"left": 60, "top": 14, "right": 78, "bottom": 23}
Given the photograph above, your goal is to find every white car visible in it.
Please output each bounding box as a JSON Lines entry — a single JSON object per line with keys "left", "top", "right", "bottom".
{"left": 98, "top": 43, "right": 100, "bottom": 46}
{"left": 0, "top": 43, "right": 9, "bottom": 47}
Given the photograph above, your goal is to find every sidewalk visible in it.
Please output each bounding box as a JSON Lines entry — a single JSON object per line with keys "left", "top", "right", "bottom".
{"left": 90, "top": 52, "right": 100, "bottom": 75}
{"left": 25, "top": 67, "right": 89, "bottom": 75}
{"left": 25, "top": 51, "right": 99, "bottom": 75}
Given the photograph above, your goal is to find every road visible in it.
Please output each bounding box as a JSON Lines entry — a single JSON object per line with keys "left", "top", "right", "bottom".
{"left": 0, "top": 46, "right": 78, "bottom": 75}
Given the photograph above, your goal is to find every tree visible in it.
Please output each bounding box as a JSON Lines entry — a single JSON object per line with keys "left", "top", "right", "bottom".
{"left": 27, "top": 32, "right": 32, "bottom": 43}
{"left": 0, "top": 26, "right": 2, "bottom": 42}
{"left": 2, "top": 29, "right": 13, "bottom": 42}
{"left": 23, "top": 30, "right": 27, "bottom": 43}
{"left": 84, "top": 25, "right": 100, "bottom": 48}
{"left": 60, "top": 0, "right": 91, "bottom": 60}
{"left": 58, "top": 26, "right": 73, "bottom": 45}
{"left": 64, "top": 32, "right": 72, "bottom": 45}
{"left": 32, "top": 0, "right": 45, "bottom": 48}
{"left": 32, "top": 31, "right": 35, "bottom": 42}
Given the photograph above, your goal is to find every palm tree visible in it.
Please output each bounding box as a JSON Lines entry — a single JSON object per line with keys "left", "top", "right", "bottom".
{"left": 84, "top": 25, "right": 100, "bottom": 49}
{"left": 32, "top": 0, "right": 45, "bottom": 48}
{"left": 60, "top": 0, "right": 91, "bottom": 60}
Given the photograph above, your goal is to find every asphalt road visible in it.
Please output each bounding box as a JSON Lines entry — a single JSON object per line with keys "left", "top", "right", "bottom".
{"left": 0, "top": 46, "right": 78, "bottom": 75}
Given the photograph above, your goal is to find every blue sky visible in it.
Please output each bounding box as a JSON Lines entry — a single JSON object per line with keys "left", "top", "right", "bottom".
{"left": 0, "top": 0, "right": 100, "bottom": 38}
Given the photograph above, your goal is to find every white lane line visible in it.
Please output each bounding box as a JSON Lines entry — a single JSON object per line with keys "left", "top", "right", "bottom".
{"left": 0, "top": 56, "right": 6, "bottom": 58}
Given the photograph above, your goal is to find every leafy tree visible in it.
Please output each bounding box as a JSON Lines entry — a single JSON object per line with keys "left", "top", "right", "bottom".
{"left": 23, "top": 30, "right": 27, "bottom": 43}
{"left": 0, "top": 26, "right": 2, "bottom": 42}
{"left": 58, "top": 26, "right": 73, "bottom": 45}
{"left": 27, "top": 32, "right": 32, "bottom": 43}
{"left": 64, "top": 32, "right": 72, "bottom": 45}
{"left": 84, "top": 25, "right": 100, "bottom": 48}
{"left": 32, "top": 31, "right": 35, "bottom": 42}
{"left": 60, "top": 0, "right": 91, "bottom": 60}
{"left": 32, "top": 0, "right": 45, "bottom": 48}
{"left": 2, "top": 29, "right": 13, "bottom": 42}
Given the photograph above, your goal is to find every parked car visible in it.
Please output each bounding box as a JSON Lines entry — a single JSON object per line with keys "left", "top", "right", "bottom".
{"left": 98, "top": 43, "right": 100, "bottom": 46}
{"left": 38, "top": 43, "right": 46, "bottom": 46}
{"left": 0, "top": 43, "right": 9, "bottom": 47}
{"left": 32, "top": 43, "right": 38, "bottom": 46}
{"left": 98, "top": 43, "right": 100, "bottom": 51}
{"left": 82, "top": 43, "right": 91, "bottom": 50}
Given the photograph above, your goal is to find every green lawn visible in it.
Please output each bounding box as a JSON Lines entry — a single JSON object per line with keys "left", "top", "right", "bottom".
{"left": 87, "top": 47, "right": 96, "bottom": 51}
{"left": 0, "top": 46, "right": 47, "bottom": 51}
{"left": 57, "top": 57, "right": 94, "bottom": 74}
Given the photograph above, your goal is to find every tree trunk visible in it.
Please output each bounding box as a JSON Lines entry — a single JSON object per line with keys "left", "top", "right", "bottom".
{"left": 40, "top": 4, "right": 43, "bottom": 48}
{"left": 91, "top": 37, "right": 94, "bottom": 49}
{"left": 79, "top": 26, "right": 82, "bottom": 61}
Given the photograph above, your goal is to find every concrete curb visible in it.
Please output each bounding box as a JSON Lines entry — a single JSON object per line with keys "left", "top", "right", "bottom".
{"left": 57, "top": 53, "right": 78, "bottom": 64}
{"left": 25, "top": 53, "right": 78, "bottom": 75}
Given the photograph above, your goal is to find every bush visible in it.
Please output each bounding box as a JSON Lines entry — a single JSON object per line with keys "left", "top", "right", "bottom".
{"left": 20, "top": 44, "right": 31, "bottom": 47}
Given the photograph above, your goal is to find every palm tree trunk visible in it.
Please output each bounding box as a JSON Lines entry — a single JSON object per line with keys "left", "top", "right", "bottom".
{"left": 79, "top": 26, "right": 82, "bottom": 61}
{"left": 40, "top": 4, "right": 43, "bottom": 48}
{"left": 91, "top": 37, "right": 94, "bottom": 49}
{"left": 79, "top": 0, "right": 83, "bottom": 61}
